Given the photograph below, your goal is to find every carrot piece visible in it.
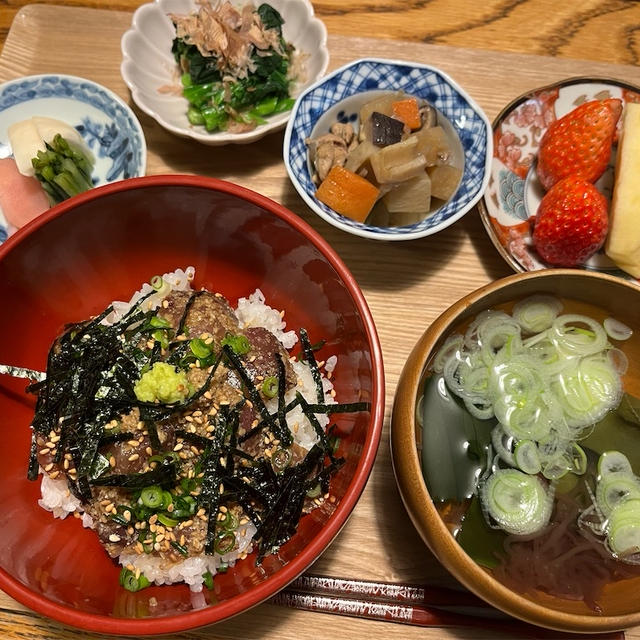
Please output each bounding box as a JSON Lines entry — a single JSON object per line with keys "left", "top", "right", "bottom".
{"left": 315, "top": 166, "right": 380, "bottom": 222}
{"left": 392, "top": 98, "right": 421, "bottom": 130}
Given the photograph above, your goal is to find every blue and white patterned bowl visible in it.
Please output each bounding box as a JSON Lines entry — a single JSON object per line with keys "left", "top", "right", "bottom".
{"left": 283, "top": 58, "right": 493, "bottom": 241}
{"left": 0, "top": 73, "right": 147, "bottom": 243}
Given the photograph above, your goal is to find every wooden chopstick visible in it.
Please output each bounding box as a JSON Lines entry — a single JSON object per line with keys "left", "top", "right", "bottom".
{"left": 270, "top": 574, "right": 625, "bottom": 640}
{"left": 284, "top": 573, "right": 489, "bottom": 608}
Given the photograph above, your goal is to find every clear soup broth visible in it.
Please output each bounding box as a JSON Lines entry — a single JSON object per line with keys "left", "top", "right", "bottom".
{"left": 418, "top": 294, "right": 640, "bottom": 616}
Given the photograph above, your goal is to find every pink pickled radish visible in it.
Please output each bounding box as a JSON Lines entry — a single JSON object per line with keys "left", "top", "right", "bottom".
{"left": 0, "top": 157, "right": 50, "bottom": 228}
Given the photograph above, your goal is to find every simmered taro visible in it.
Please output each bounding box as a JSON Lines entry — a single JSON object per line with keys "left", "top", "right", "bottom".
{"left": 307, "top": 90, "right": 464, "bottom": 226}
{"left": 29, "top": 269, "right": 369, "bottom": 592}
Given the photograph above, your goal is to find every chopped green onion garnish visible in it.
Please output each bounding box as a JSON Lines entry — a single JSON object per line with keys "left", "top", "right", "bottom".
{"left": 306, "top": 483, "right": 322, "bottom": 498}
{"left": 202, "top": 570, "right": 214, "bottom": 589}
{"left": 119, "top": 567, "right": 151, "bottom": 592}
{"left": 171, "top": 540, "right": 189, "bottom": 556}
{"left": 140, "top": 485, "right": 164, "bottom": 509}
{"left": 271, "top": 447, "right": 292, "bottom": 474}
{"left": 214, "top": 530, "right": 236, "bottom": 554}
{"left": 261, "top": 376, "right": 278, "bottom": 398}
{"left": 157, "top": 513, "right": 179, "bottom": 528}
{"left": 219, "top": 509, "right": 239, "bottom": 531}
{"left": 221, "top": 333, "right": 250, "bottom": 355}
{"left": 149, "top": 315, "right": 171, "bottom": 329}
{"left": 152, "top": 329, "right": 170, "bottom": 350}
{"left": 190, "top": 338, "right": 212, "bottom": 359}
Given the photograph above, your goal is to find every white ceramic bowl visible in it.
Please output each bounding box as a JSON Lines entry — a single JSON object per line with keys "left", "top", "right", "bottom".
{"left": 120, "top": 0, "right": 329, "bottom": 146}
{"left": 284, "top": 58, "right": 492, "bottom": 241}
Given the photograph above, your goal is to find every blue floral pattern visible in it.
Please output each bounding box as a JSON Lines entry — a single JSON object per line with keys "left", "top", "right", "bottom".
{"left": 0, "top": 74, "right": 146, "bottom": 243}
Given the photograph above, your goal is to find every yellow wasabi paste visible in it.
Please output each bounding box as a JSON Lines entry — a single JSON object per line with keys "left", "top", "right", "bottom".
{"left": 134, "top": 362, "right": 191, "bottom": 404}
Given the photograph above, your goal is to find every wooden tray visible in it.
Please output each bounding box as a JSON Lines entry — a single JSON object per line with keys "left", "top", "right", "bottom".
{"left": 2, "top": 5, "right": 640, "bottom": 639}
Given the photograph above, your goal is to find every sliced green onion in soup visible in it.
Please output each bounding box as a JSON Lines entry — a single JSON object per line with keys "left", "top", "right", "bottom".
{"left": 514, "top": 439, "right": 541, "bottom": 475}
{"left": 549, "top": 314, "right": 608, "bottom": 358}
{"left": 604, "top": 317, "right": 633, "bottom": 342}
{"left": 598, "top": 451, "right": 633, "bottom": 479}
{"left": 512, "top": 294, "right": 563, "bottom": 334}
{"left": 480, "top": 468, "right": 553, "bottom": 536}
{"left": 596, "top": 470, "right": 640, "bottom": 517}
{"left": 605, "top": 498, "right": 640, "bottom": 558}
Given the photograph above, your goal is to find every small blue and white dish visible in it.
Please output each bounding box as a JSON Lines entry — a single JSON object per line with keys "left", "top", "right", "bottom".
{"left": 283, "top": 58, "right": 493, "bottom": 241}
{"left": 0, "top": 73, "right": 147, "bottom": 243}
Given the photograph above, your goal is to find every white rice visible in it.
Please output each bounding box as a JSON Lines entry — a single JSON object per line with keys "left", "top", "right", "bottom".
{"left": 119, "top": 521, "right": 257, "bottom": 590}
{"left": 235, "top": 288, "right": 298, "bottom": 349}
{"left": 38, "top": 473, "right": 83, "bottom": 519}
{"left": 37, "top": 267, "right": 338, "bottom": 591}
{"left": 102, "top": 266, "right": 196, "bottom": 325}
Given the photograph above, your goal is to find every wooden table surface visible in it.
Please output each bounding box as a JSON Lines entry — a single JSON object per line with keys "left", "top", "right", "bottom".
{"left": 1, "top": 1, "right": 640, "bottom": 639}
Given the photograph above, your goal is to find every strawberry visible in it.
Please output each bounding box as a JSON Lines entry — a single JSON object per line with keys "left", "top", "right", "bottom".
{"left": 532, "top": 176, "right": 608, "bottom": 266}
{"left": 537, "top": 98, "right": 622, "bottom": 191}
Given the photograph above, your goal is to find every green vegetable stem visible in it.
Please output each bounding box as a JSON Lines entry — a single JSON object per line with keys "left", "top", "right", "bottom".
{"left": 31, "top": 133, "right": 94, "bottom": 204}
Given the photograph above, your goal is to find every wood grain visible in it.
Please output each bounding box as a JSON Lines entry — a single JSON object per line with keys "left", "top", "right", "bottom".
{"left": 1, "top": 3, "right": 640, "bottom": 640}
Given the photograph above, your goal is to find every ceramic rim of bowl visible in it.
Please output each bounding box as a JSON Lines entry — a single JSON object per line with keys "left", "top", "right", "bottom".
{"left": 0, "top": 174, "right": 385, "bottom": 635}
{"left": 391, "top": 269, "right": 640, "bottom": 633}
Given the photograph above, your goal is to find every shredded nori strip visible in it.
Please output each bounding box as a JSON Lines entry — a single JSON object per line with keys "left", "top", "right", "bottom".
{"left": 299, "top": 328, "right": 324, "bottom": 404}
{"left": 27, "top": 437, "right": 39, "bottom": 481}
{"left": 90, "top": 458, "right": 177, "bottom": 489}
{"left": 175, "top": 429, "right": 214, "bottom": 451}
{"left": 199, "top": 406, "right": 237, "bottom": 554}
{"left": 221, "top": 345, "right": 278, "bottom": 433}
{"left": 237, "top": 420, "right": 264, "bottom": 445}
{"left": 295, "top": 392, "right": 333, "bottom": 455}
{"left": 300, "top": 401, "right": 371, "bottom": 414}
{"left": 99, "top": 431, "right": 138, "bottom": 446}
{"left": 275, "top": 353, "right": 292, "bottom": 447}
{"left": 177, "top": 290, "right": 206, "bottom": 335}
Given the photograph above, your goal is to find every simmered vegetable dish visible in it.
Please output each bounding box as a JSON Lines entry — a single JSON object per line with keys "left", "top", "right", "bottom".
{"left": 307, "top": 91, "right": 463, "bottom": 226}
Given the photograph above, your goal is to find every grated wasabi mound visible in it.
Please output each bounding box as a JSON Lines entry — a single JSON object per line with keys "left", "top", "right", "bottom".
{"left": 134, "top": 361, "right": 191, "bottom": 404}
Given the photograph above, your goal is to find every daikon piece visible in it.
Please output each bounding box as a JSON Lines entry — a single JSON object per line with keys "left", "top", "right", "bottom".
{"left": 414, "top": 126, "right": 453, "bottom": 166}
{"left": 429, "top": 164, "right": 462, "bottom": 201}
{"left": 383, "top": 172, "right": 432, "bottom": 214}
